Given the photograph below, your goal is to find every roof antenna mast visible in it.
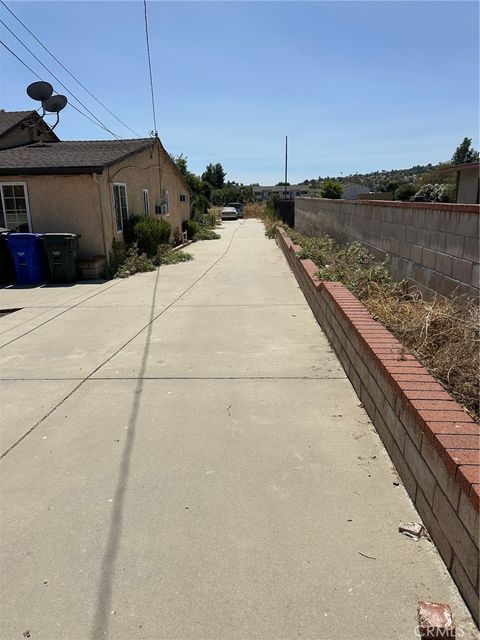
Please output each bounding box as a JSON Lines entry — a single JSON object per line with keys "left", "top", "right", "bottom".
{"left": 144, "top": 0, "right": 158, "bottom": 137}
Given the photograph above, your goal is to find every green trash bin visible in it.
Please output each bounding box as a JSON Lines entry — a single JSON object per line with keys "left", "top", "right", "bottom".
{"left": 42, "top": 233, "right": 81, "bottom": 283}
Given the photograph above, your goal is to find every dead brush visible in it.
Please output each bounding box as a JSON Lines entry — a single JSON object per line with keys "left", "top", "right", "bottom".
{"left": 244, "top": 202, "right": 267, "bottom": 219}
{"left": 365, "top": 292, "right": 479, "bottom": 420}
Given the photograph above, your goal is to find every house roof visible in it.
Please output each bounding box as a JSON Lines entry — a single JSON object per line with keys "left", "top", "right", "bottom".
{"left": 0, "top": 110, "right": 37, "bottom": 137}
{"left": 0, "top": 138, "right": 157, "bottom": 174}
{"left": 253, "top": 185, "right": 312, "bottom": 192}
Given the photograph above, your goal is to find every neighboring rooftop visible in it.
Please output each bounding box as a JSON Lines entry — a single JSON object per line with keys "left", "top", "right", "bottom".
{"left": 0, "top": 109, "right": 60, "bottom": 150}
{"left": 441, "top": 161, "right": 480, "bottom": 173}
{"left": 0, "top": 110, "right": 36, "bottom": 137}
{"left": 253, "top": 184, "right": 312, "bottom": 192}
{"left": 0, "top": 138, "right": 154, "bottom": 174}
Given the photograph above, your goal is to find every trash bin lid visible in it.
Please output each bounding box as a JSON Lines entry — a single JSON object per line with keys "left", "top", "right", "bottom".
{"left": 42, "top": 233, "right": 80, "bottom": 238}
{"left": 6, "top": 233, "right": 43, "bottom": 243}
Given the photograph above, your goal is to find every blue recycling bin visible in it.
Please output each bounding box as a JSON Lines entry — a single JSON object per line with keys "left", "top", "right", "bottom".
{"left": 6, "top": 233, "right": 44, "bottom": 285}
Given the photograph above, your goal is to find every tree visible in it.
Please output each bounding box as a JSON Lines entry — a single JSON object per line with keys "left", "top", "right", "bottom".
{"left": 202, "top": 163, "right": 226, "bottom": 189}
{"left": 394, "top": 184, "right": 417, "bottom": 201}
{"left": 417, "top": 162, "right": 455, "bottom": 188}
{"left": 320, "top": 179, "right": 342, "bottom": 199}
{"left": 276, "top": 181, "right": 290, "bottom": 186}
{"left": 385, "top": 180, "right": 399, "bottom": 193}
{"left": 170, "top": 153, "right": 203, "bottom": 196}
{"left": 451, "top": 137, "right": 479, "bottom": 166}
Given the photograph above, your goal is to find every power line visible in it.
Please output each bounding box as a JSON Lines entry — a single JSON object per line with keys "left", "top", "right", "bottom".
{"left": 0, "top": 38, "right": 39, "bottom": 77}
{"left": 0, "top": 0, "right": 142, "bottom": 138}
{"left": 0, "top": 18, "right": 122, "bottom": 139}
{"left": 143, "top": 0, "right": 158, "bottom": 136}
{"left": 0, "top": 40, "right": 119, "bottom": 135}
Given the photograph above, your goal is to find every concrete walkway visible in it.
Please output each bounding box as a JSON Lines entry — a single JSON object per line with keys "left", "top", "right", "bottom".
{"left": 0, "top": 219, "right": 477, "bottom": 639}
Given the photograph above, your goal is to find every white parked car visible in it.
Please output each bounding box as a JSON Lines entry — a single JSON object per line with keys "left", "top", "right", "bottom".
{"left": 221, "top": 206, "right": 238, "bottom": 221}
{"left": 226, "top": 202, "right": 244, "bottom": 218}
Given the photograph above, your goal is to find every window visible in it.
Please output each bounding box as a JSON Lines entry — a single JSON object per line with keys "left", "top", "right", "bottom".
{"left": 112, "top": 183, "right": 128, "bottom": 231}
{"left": 143, "top": 189, "right": 150, "bottom": 217}
{"left": 0, "top": 183, "right": 31, "bottom": 232}
{"left": 160, "top": 190, "right": 169, "bottom": 215}
{"left": 180, "top": 194, "right": 187, "bottom": 203}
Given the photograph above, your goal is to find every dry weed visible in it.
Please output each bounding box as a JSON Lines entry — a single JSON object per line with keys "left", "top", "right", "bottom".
{"left": 245, "top": 202, "right": 267, "bottom": 219}
{"left": 365, "top": 292, "right": 479, "bottom": 419}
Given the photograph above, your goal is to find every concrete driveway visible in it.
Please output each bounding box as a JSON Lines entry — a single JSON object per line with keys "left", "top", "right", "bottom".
{"left": 0, "top": 219, "right": 477, "bottom": 639}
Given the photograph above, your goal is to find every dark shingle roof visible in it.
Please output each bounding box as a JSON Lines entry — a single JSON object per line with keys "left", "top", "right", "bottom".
{"left": 0, "top": 110, "right": 37, "bottom": 137}
{"left": 0, "top": 138, "right": 155, "bottom": 174}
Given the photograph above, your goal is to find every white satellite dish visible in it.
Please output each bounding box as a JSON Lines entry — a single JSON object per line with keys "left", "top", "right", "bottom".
{"left": 27, "top": 81, "right": 53, "bottom": 102}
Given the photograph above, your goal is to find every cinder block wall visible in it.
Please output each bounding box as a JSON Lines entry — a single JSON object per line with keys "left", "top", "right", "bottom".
{"left": 295, "top": 198, "right": 479, "bottom": 300}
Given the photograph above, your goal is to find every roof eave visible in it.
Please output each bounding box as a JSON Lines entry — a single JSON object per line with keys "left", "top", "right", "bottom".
{"left": 440, "top": 162, "right": 480, "bottom": 173}
{"left": 0, "top": 166, "right": 103, "bottom": 176}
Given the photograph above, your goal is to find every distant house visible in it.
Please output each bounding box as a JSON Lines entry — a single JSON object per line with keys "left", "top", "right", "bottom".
{"left": 0, "top": 112, "right": 192, "bottom": 265}
{"left": 253, "top": 185, "right": 313, "bottom": 201}
{"left": 341, "top": 183, "right": 370, "bottom": 200}
{"left": 442, "top": 162, "right": 479, "bottom": 204}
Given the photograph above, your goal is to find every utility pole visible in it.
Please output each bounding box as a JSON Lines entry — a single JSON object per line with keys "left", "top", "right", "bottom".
{"left": 284, "top": 135, "right": 288, "bottom": 199}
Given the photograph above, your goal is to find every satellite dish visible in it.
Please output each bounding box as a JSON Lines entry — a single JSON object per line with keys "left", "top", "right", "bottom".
{"left": 43, "top": 95, "right": 68, "bottom": 113}
{"left": 27, "top": 81, "right": 53, "bottom": 101}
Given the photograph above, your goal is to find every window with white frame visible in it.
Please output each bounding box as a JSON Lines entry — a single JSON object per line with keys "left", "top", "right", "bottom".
{"left": 180, "top": 194, "right": 187, "bottom": 203}
{"left": 143, "top": 189, "right": 150, "bottom": 217}
{"left": 0, "top": 183, "right": 31, "bottom": 232}
{"left": 112, "top": 183, "right": 128, "bottom": 231}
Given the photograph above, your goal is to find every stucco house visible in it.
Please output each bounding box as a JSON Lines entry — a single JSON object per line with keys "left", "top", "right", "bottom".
{"left": 341, "top": 183, "right": 371, "bottom": 200}
{"left": 442, "top": 162, "right": 480, "bottom": 204}
{"left": 0, "top": 111, "right": 192, "bottom": 269}
{"left": 253, "top": 185, "right": 314, "bottom": 201}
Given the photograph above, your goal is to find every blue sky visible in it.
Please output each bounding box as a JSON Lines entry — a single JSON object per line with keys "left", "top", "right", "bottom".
{"left": 1, "top": 1, "right": 478, "bottom": 184}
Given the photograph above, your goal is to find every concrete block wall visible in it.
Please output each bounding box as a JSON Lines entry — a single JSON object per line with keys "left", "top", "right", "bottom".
{"left": 294, "top": 198, "right": 479, "bottom": 300}
{"left": 277, "top": 228, "right": 480, "bottom": 624}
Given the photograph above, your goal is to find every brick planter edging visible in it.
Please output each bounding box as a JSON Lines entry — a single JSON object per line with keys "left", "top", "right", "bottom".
{"left": 276, "top": 227, "right": 480, "bottom": 623}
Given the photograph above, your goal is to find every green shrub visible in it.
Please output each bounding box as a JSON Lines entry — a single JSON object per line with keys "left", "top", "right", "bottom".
{"left": 320, "top": 180, "right": 343, "bottom": 199}
{"left": 182, "top": 219, "right": 198, "bottom": 239}
{"left": 134, "top": 217, "right": 171, "bottom": 256}
{"left": 394, "top": 184, "right": 417, "bottom": 201}
{"left": 122, "top": 215, "right": 142, "bottom": 245}
{"left": 415, "top": 183, "right": 456, "bottom": 203}
{"left": 192, "top": 193, "right": 209, "bottom": 217}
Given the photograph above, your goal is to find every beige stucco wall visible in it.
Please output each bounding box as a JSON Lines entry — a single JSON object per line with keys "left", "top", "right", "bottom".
{"left": 102, "top": 141, "right": 191, "bottom": 245}
{"left": 457, "top": 168, "right": 480, "bottom": 204}
{"left": 0, "top": 173, "right": 106, "bottom": 256}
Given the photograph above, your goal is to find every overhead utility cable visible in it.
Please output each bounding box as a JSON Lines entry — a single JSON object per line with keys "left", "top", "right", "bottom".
{"left": 0, "top": 19, "right": 121, "bottom": 139}
{"left": 1, "top": 0, "right": 141, "bottom": 138}
{"left": 0, "top": 40, "right": 118, "bottom": 135}
{"left": 143, "top": 0, "right": 158, "bottom": 136}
